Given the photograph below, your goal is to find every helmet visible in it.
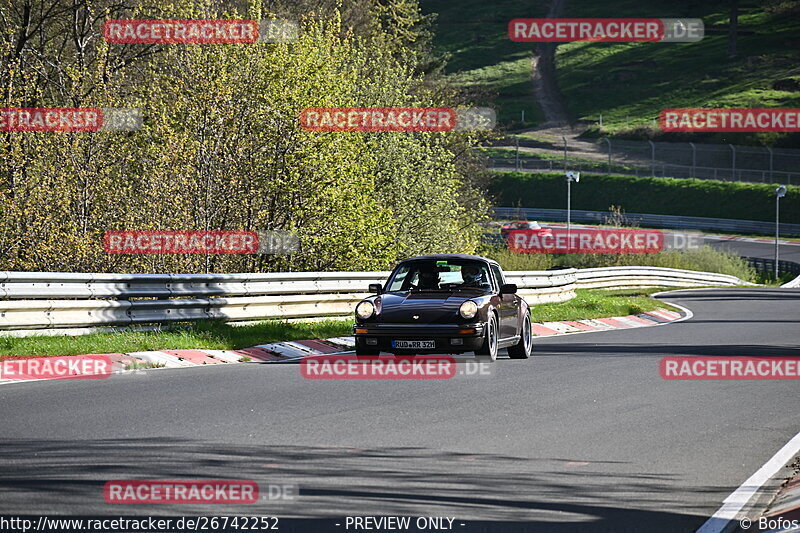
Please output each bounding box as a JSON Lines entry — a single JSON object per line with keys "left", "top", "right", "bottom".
{"left": 461, "top": 264, "right": 481, "bottom": 284}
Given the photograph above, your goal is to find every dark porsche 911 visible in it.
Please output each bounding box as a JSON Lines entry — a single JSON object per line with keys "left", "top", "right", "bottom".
{"left": 353, "top": 254, "right": 532, "bottom": 361}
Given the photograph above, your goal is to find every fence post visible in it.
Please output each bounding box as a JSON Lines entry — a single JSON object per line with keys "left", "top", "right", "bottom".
{"left": 604, "top": 138, "right": 611, "bottom": 172}
{"left": 730, "top": 144, "right": 736, "bottom": 181}
{"left": 766, "top": 146, "right": 773, "bottom": 183}
{"left": 515, "top": 137, "right": 520, "bottom": 170}
{"left": 563, "top": 136, "right": 568, "bottom": 172}
{"left": 649, "top": 140, "right": 655, "bottom": 176}
{"left": 689, "top": 142, "right": 696, "bottom": 178}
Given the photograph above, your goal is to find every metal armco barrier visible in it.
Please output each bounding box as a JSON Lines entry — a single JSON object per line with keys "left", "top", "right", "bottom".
{"left": 575, "top": 266, "right": 750, "bottom": 290}
{"left": 0, "top": 267, "right": 751, "bottom": 333}
{"left": 491, "top": 207, "right": 800, "bottom": 237}
{"left": 745, "top": 257, "right": 800, "bottom": 277}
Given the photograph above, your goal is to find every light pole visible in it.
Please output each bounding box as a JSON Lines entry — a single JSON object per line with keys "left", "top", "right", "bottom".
{"left": 775, "top": 185, "right": 787, "bottom": 279}
{"left": 566, "top": 171, "right": 580, "bottom": 250}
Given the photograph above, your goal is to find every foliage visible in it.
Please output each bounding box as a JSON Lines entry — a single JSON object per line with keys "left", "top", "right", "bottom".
{"left": 0, "top": 0, "right": 487, "bottom": 273}
{"left": 489, "top": 171, "right": 800, "bottom": 224}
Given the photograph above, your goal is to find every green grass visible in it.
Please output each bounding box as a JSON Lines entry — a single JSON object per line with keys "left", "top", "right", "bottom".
{"left": 425, "top": 0, "right": 800, "bottom": 145}
{"left": 485, "top": 245, "right": 756, "bottom": 282}
{"left": 478, "top": 147, "right": 539, "bottom": 160}
{"left": 489, "top": 170, "right": 800, "bottom": 224}
{"left": 421, "top": 0, "right": 547, "bottom": 127}
{"left": 557, "top": 1, "right": 800, "bottom": 144}
{"left": 529, "top": 288, "right": 676, "bottom": 323}
{"left": 478, "top": 147, "right": 637, "bottom": 172}
{"left": 0, "top": 319, "right": 353, "bottom": 358}
{"left": 125, "top": 360, "right": 166, "bottom": 370}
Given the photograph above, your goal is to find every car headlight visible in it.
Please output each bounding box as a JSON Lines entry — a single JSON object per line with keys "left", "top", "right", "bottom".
{"left": 459, "top": 300, "right": 479, "bottom": 320}
{"left": 355, "top": 300, "right": 375, "bottom": 320}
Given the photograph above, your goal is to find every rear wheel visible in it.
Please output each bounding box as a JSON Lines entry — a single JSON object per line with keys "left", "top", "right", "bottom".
{"left": 507, "top": 313, "right": 532, "bottom": 359}
{"left": 476, "top": 314, "right": 498, "bottom": 362}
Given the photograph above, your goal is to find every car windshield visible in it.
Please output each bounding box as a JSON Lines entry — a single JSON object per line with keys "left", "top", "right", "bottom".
{"left": 386, "top": 259, "right": 493, "bottom": 292}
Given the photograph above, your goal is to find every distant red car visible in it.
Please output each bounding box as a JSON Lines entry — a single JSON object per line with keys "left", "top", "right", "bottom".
{"left": 500, "top": 221, "right": 552, "bottom": 241}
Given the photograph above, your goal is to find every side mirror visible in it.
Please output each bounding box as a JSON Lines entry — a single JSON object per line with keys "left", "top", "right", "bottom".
{"left": 368, "top": 283, "right": 383, "bottom": 294}
{"left": 499, "top": 283, "right": 517, "bottom": 295}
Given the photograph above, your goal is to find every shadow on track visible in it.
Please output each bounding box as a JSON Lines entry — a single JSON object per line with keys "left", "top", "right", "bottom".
{"left": 0, "top": 439, "right": 716, "bottom": 533}
{"left": 532, "top": 343, "right": 800, "bottom": 358}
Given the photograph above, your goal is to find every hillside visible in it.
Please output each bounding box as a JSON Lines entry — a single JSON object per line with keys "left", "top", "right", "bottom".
{"left": 423, "top": 0, "right": 800, "bottom": 145}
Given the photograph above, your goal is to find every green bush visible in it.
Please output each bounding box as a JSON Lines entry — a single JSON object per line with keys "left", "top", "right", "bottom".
{"left": 489, "top": 171, "right": 800, "bottom": 224}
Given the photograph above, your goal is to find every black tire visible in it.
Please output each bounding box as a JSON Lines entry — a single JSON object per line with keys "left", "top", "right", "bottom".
{"left": 507, "top": 313, "right": 532, "bottom": 359}
{"left": 475, "top": 314, "right": 498, "bottom": 362}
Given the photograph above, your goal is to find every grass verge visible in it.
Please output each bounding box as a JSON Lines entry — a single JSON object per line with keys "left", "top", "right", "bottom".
{"left": 489, "top": 171, "right": 800, "bottom": 225}
{"left": 530, "top": 288, "right": 678, "bottom": 323}
{"left": 556, "top": 0, "right": 800, "bottom": 144}
{"left": 484, "top": 245, "right": 756, "bottom": 282}
{"left": 0, "top": 319, "right": 354, "bottom": 359}
{"left": 0, "top": 294, "right": 676, "bottom": 358}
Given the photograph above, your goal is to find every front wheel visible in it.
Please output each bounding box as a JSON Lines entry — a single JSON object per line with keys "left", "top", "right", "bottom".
{"left": 475, "top": 315, "right": 498, "bottom": 362}
{"left": 507, "top": 313, "right": 532, "bottom": 359}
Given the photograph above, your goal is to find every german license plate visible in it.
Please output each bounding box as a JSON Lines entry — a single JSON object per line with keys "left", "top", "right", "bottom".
{"left": 392, "top": 340, "right": 435, "bottom": 349}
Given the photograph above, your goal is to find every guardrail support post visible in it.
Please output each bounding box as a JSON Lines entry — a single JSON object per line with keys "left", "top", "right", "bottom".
{"left": 689, "top": 142, "right": 696, "bottom": 178}
{"left": 730, "top": 144, "right": 736, "bottom": 181}
{"left": 776, "top": 193, "right": 781, "bottom": 279}
{"left": 649, "top": 140, "right": 655, "bottom": 176}
{"left": 515, "top": 138, "right": 520, "bottom": 170}
{"left": 562, "top": 136, "right": 568, "bottom": 171}
{"left": 604, "top": 138, "right": 611, "bottom": 172}
{"left": 766, "top": 146, "right": 773, "bottom": 183}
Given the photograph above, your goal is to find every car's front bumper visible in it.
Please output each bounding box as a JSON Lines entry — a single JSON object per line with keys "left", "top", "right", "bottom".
{"left": 353, "top": 322, "right": 486, "bottom": 353}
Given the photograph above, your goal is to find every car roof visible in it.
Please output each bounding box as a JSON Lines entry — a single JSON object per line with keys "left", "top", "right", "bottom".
{"left": 396, "top": 254, "right": 500, "bottom": 267}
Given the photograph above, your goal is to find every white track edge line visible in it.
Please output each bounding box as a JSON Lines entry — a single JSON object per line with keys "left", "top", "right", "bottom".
{"left": 697, "top": 431, "right": 800, "bottom": 533}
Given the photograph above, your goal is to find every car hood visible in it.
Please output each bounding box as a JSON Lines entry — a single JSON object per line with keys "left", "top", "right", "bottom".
{"left": 376, "top": 291, "right": 487, "bottom": 324}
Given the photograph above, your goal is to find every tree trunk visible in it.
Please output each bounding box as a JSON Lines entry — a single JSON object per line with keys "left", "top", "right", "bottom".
{"left": 728, "top": 0, "right": 739, "bottom": 59}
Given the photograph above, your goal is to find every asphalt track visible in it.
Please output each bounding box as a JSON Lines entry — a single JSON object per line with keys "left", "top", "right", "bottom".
{"left": 1, "top": 288, "right": 799, "bottom": 533}
{"left": 707, "top": 238, "right": 800, "bottom": 263}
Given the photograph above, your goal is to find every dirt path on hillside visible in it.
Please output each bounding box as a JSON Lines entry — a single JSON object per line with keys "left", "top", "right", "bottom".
{"left": 518, "top": 0, "right": 647, "bottom": 165}
{"left": 531, "top": 0, "right": 570, "bottom": 127}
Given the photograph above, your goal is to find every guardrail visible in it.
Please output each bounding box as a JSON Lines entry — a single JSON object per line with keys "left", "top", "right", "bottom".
{"left": 491, "top": 207, "right": 800, "bottom": 237}
{"left": 575, "top": 266, "right": 750, "bottom": 290}
{"left": 0, "top": 267, "right": 751, "bottom": 334}
{"left": 745, "top": 257, "right": 800, "bottom": 277}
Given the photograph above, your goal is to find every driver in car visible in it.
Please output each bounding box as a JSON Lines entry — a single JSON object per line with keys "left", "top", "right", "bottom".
{"left": 460, "top": 264, "right": 486, "bottom": 288}
{"left": 417, "top": 270, "right": 440, "bottom": 290}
